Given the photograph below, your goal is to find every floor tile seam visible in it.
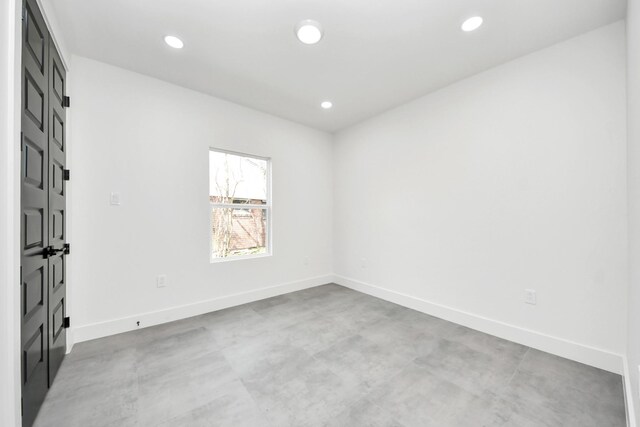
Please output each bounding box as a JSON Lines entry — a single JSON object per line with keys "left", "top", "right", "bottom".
{"left": 552, "top": 379, "right": 630, "bottom": 409}
{"left": 281, "top": 308, "right": 339, "bottom": 329}
{"left": 308, "top": 350, "right": 355, "bottom": 385}
{"left": 356, "top": 356, "right": 423, "bottom": 403}
{"left": 413, "top": 344, "right": 535, "bottom": 405}
{"left": 233, "top": 376, "right": 269, "bottom": 418}
{"left": 217, "top": 346, "right": 258, "bottom": 387}
{"left": 334, "top": 393, "right": 371, "bottom": 423}
{"left": 135, "top": 356, "right": 233, "bottom": 383}
{"left": 261, "top": 312, "right": 342, "bottom": 357}
{"left": 172, "top": 376, "right": 268, "bottom": 424}
{"left": 503, "top": 353, "right": 623, "bottom": 403}
{"left": 337, "top": 393, "right": 408, "bottom": 427}
{"left": 498, "top": 346, "right": 531, "bottom": 399}
{"left": 309, "top": 331, "right": 417, "bottom": 374}
{"left": 436, "top": 335, "right": 531, "bottom": 371}
{"left": 309, "top": 331, "right": 367, "bottom": 362}
{"left": 288, "top": 313, "right": 367, "bottom": 356}
{"left": 236, "top": 375, "right": 302, "bottom": 427}
{"left": 135, "top": 344, "right": 223, "bottom": 363}
{"left": 248, "top": 303, "right": 328, "bottom": 334}
{"left": 306, "top": 344, "right": 388, "bottom": 407}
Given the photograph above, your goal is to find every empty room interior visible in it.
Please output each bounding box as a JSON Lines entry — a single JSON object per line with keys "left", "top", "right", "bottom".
{"left": 3, "top": 0, "right": 640, "bottom": 425}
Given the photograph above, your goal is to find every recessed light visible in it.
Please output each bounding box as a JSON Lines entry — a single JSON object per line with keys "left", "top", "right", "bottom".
{"left": 164, "top": 35, "right": 184, "bottom": 49}
{"left": 321, "top": 101, "right": 333, "bottom": 109}
{"left": 296, "top": 20, "right": 323, "bottom": 45}
{"left": 461, "top": 16, "right": 483, "bottom": 32}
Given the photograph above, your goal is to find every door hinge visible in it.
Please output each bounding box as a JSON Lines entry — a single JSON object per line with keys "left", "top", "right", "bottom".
{"left": 21, "top": 397, "right": 23, "bottom": 416}
{"left": 20, "top": 266, "right": 22, "bottom": 287}
{"left": 63, "top": 243, "right": 70, "bottom": 255}
{"left": 62, "top": 96, "right": 70, "bottom": 108}
{"left": 63, "top": 169, "right": 70, "bottom": 181}
{"left": 63, "top": 317, "right": 70, "bottom": 328}
{"left": 21, "top": 6, "right": 26, "bottom": 22}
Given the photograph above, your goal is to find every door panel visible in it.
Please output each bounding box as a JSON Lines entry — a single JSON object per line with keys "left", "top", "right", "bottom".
{"left": 24, "top": 75, "right": 45, "bottom": 129}
{"left": 23, "top": 266, "right": 44, "bottom": 319}
{"left": 47, "top": 37, "right": 67, "bottom": 385}
{"left": 24, "top": 4, "right": 45, "bottom": 71}
{"left": 52, "top": 113, "right": 63, "bottom": 149}
{"left": 20, "top": 0, "right": 49, "bottom": 425}
{"left": 23, "top": 325, "right": 45, "bottom": 384}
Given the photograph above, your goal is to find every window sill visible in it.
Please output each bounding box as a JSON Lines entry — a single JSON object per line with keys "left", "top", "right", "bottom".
{"left": 209, "top": 252, "right": 272, "bottom": 264}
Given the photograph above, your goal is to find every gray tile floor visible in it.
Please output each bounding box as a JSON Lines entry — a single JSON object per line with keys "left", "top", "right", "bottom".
{"left": 34, "top": 284, "right": 626, "bottom": 427}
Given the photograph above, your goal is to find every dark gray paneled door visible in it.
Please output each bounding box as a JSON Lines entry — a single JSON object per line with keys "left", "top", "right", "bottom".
{"left": 20, "top": 0, "right": 68, "bottom": 425}
{"left": 46, "top": 27, "right": 68, "bottom": 386}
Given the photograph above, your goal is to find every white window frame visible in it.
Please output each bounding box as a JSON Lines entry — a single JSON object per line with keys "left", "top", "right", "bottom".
{"left": 209, "top": 147, "right": 272, "bottom": 263}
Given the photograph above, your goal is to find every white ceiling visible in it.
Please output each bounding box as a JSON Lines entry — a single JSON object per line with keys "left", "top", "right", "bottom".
{"left": 51, "top": 0, "right": 625, "bottom": 132}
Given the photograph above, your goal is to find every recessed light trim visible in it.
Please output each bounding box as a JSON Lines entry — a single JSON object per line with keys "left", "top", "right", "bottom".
{"left": 296, "top": 20, "right": 323, "bottom": 45}
{"left": 321, "top": 101, "right": 333, "bottom": 109}
{"left": 461, "top": 16, "right": 483, "bottom": 32}
{"left": 164, "top": 35, "right": 184, "bottom": 49}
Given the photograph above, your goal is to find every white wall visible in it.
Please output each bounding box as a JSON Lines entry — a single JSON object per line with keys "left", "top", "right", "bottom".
{"left": 334, "top": 22, "right": 628, "bottom": 373}
{"left": 627, "top": 0, "right": 640, "bottom": 423}
{"left": 1, "top": 0, "right": 22, "bottom": 425}
{"left": 68, "top": 56, "right": 334, "bottom": 341}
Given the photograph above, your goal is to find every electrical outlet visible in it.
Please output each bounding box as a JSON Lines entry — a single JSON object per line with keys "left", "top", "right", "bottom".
{"left": 156, "top": 274, "right": 167, "bottom": 288}
{"left": 524, "top": 289, "right": 537, "bottom": 305}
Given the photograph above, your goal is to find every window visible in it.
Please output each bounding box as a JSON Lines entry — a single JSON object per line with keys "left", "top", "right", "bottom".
{"left": 209, "top": 149, "right": 271, "bottom": 261}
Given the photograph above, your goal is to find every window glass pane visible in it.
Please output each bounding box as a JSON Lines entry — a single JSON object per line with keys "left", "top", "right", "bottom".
{"left": 211, "top": 207, "right": 268, "bottom": 259}
{"left": 209, "top": 151, "right": 267, "bottom": 204}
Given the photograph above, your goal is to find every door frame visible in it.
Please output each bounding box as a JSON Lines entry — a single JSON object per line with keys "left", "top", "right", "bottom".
{"left": 1, "top": 0, "right": 24, "bottom": 426}
{"left": 1, "top": 0, "right": 71, "bottom": 425}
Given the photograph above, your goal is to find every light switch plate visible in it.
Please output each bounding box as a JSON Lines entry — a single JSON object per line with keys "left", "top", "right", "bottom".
{"left": 524, "top": 289, "right": 537, "bottom": 305}
{"left": 110, "top": 192, "right": 121, "bottom": 206}
{"left": 157, "top": 274, "right": 167, "bottom": 288}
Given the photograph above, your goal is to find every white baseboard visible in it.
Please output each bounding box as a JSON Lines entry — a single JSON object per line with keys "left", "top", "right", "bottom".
{"left": 334, "top": 275, "right": 624, "bottom": 375}
{"left": 623, "top": 356, "right": 638, "bottom": 427}
{"left": 72, "top": 274, "right": 333, "bottom": 343}
{"left": 72, "top": 272, "right": 624, "bottom": 375}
